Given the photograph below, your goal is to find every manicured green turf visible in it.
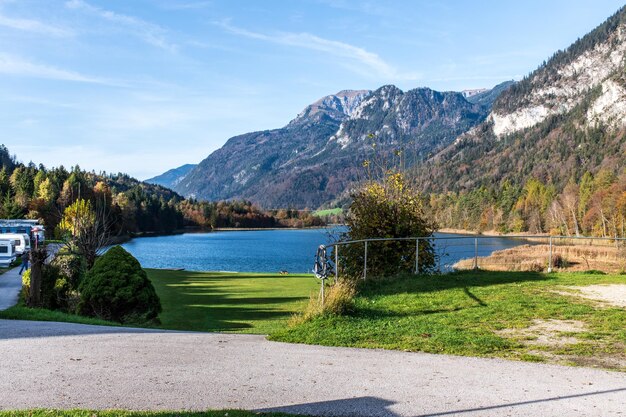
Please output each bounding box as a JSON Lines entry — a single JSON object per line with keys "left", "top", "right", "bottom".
{"left": 0, "top": 270, "right": 319, "bottom": 335}
{"left": 270, "top": 270, "right": 626, "bottom": 370}
{"left": 147, "top": 269, "right": 319, "bottom": 334}
{"left": 312, "top": 208, "right": 342, "bottom": 217}
{"left": 0, "top": 410, "right": 298, "bottom": 417}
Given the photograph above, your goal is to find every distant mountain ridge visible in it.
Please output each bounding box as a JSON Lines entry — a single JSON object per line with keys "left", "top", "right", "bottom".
{"left": 171, "top": 82, "right": 508, "bottom": 208}
{"left": 145, "top": 164, "right": 197, "bottom": 190}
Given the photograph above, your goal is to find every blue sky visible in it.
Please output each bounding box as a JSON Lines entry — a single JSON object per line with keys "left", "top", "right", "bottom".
{"left": 0, "top": 0, "right": 623, "bottom": 179}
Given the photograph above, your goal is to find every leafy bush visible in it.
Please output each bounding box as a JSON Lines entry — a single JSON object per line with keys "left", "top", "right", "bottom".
{"left": 51, "top": 252, "right": 86, "bottom": 290}
{"left": 21, "top": 264, "right": 75, "bottom": 310}
{"left": 78, "top": 246, "right": 161, "bottom": 324}
{"left": 339, "top": 171, "right": 436, "bottom": 279}
{"left": 20, "top": 269, "right": 31, "bottom": 301}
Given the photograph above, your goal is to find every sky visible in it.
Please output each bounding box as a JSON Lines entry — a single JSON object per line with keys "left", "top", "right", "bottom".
{"left": 0, "top": 0, "right": 624, "bottom": 180}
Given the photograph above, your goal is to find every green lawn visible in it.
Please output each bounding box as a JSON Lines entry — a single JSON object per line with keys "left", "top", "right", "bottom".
{"left": 147, "top": 269, "right": 318, "bottom": 334}
{"left": 0, "top": 270, "right": 319, "bottom": 335}
{"left": 0, "top": 410, "right": 298, "bottom": 417}
{"left": 312, "top": 208, "right": 342, "bottom": 217}
{"left": 271, "top": 270, "right": 626, "bottom": 370}
{"left": 0, "top": 305, "right": 120, "bottom": 326}
{"left": 3, "top": 268, "right": 625, "bottom": 370}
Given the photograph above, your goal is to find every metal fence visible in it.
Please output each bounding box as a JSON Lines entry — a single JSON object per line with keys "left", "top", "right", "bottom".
{"left": 314, "top": 235, "right": 626, "bottom": 281}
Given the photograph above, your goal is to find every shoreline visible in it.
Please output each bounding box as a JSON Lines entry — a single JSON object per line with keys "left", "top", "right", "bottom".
{"left": 437, "top": 228, "right": 549, "bottom": 237}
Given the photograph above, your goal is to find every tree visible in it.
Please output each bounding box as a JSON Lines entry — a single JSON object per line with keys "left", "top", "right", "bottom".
{"left": 57, "top": 198, "right": 114, "bottom": 269}
{"left": 78, "top": 246, "right": 161, "bottom": 324}
{"left": 339, "top": 171, "right": 436, "bottom": 278}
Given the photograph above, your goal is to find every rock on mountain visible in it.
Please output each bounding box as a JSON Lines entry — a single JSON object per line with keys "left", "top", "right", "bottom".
{"left": 420, "top": 6, "right": 626, "bottom": 193}
{"left": 145, "top": 164, "right": 197, "bottom": 189}
{"left": 175, "top": 84, "right": 505, "bottom": 208}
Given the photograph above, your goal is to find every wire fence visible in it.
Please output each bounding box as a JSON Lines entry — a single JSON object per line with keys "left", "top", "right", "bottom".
{"left": 314, "top": 235, "right": 626, "bottom": 281}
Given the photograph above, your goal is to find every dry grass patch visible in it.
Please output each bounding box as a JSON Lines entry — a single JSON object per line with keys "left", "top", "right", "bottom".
{"left": 455, "top": 244, "right": 626, "bottom": 273}
{"left": 497, "top": 319, "right": 586, "bottom": 347}
{"left": 558, "top": 284, "right": 626, "bottom": 308}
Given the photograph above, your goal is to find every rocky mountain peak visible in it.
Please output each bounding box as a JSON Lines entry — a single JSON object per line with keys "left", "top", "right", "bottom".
{"left": 490, "top": 6, "right": 626, "bottom": 136}
{"left": 290, "top": 89, "right": 370, "bottom": 125}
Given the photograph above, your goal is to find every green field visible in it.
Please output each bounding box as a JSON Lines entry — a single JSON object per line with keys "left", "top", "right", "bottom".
{"left": 148, "top": 269, "right": 318, "bottom": 333}
{"left": 4, "top": 268, "right": 626, "bottom": 370}
{"left": 312, "top": 208, "right": 342, "bottom": 217}
{"left": 0, "top": 270, "right": 319, "bottom": 334}
{"left": 271, "top": 270, "right": 626, "bottom": 370}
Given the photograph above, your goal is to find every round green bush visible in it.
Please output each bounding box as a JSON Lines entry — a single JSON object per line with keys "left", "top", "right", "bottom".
{"left": 78, "top": 245, "right": 161, "bottom": 324}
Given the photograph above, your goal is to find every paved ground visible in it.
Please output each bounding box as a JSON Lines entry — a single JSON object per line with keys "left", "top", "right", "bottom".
{"left": 0, "top": 243, "right": 62, "bottom": 311}
{"left": 0, "top": 267, "right": 22, "bottom": 310}
{"left": 1, "top": 320, "right": 624, "bottom": 416}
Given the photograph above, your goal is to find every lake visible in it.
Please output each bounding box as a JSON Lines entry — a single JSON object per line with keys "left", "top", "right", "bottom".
{"left": 121, "top": 229, "right": 529, "bottom": 273}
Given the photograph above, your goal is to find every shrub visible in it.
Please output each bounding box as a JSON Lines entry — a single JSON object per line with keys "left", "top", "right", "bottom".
{"left": 339, "top": 171, "right": 436, "bottom": 279}
{"left": 291, "top": 280, "right": 356, "bottom": 324}
{"left": 20, "top": 264, "right": 69, "bottom": 310}
{"left": 20, "top": 269, "right": 31, "bottom": 301}
{"left": 550, "top": 253, "right": 570, "bottom": 268}
{"left": 78, "top": 246, "right": 161, "bottom": 324}
{"left": 51, "top": 252, "right": 86, "bottom": 290}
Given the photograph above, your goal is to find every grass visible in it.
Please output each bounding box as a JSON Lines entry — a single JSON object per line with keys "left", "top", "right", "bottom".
{"left": 270, "top": 270, "right": 626, "bottom": 370}
{"left": 147, "top": 269, "right": 318, "bottom": 333}
{"left": 0, "top": 304, "right": 119, "bottom": 326}
{"left": 3, "top": 268, "right": 624, "bottom": 370}
{"left": 312, "top": 208, "right": 342, "bottom": 217}
{"left": 0, "top": 270, "right": 319, "bottom": 335}
{"left": 0, "top": 411, "right": 298, "bottom": 417}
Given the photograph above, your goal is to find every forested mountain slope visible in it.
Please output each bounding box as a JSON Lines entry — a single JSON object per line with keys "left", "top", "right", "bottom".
{"left": 420, "top": 6, "right": 626, "bottom": 237}
{"left": 421, "top": 6, "right": 626, "bottom": 194}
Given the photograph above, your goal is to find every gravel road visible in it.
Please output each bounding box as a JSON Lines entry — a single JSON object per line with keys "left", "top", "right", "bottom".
{"left": 1, "top": 319, "right": 625, "bottom": 416}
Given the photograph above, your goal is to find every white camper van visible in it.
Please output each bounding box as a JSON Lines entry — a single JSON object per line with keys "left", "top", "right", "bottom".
{"left": 0, "top": 233, "right": 31, "bottom": 255}
{"left": 0, "top": 239, "right": 17, "bottom": 267}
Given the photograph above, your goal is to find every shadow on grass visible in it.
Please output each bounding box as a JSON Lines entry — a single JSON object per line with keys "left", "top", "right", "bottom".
{"left": 361, "top": 270, "right": 551, "bottom": 297}
{"left": 157, "top": 286, "right": 310, "bottom": 332}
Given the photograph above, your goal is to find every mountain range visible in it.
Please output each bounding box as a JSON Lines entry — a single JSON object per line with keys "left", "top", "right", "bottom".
{"left": 148, "top": 5, "right": 626, "bottom": 209}
{"left": 150, "top": 82, "right": 512, "bottom": 208}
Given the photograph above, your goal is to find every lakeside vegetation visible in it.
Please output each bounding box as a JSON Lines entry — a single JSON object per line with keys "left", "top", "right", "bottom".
{"left": 426, "top": 170, "right": 626, "bottom": 238}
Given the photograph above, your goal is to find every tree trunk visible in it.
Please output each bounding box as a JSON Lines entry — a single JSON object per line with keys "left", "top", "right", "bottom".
{"left": 28, "top": 247, "right": 47, "bottom": 307}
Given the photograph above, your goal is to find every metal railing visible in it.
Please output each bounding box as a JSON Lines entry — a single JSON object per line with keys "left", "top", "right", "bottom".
{"left": 314, "top": 235, "right": 626, "bottom": 281}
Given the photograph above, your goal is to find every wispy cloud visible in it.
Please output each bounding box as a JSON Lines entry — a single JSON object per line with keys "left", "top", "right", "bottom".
{"left": 215, "top": 20, "right": 421, "bottom": 81}
{"left": 0, "top": 12, "right": 73, "bottom": 36}
{"left": 160, "top": 1, "right": 213, "bottom": 11}
{"left": 0, "top": 53, "right": 118, "bottom": 85}
{"left": 65, "top": 0, "right": 176, "bottom": 51}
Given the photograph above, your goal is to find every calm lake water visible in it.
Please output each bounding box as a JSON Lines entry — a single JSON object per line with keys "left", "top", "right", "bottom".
{"left": 121, "top": 228, "right": 528, "bottom": 273}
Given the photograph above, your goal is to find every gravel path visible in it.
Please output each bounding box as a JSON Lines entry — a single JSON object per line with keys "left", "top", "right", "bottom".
{"left": 1, "top": 320, "right": 625, "bottom": 416}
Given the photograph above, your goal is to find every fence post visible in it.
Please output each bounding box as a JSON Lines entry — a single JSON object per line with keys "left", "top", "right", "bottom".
{"left": 473, "top": 237, "right": 478, "bottom": 270}
{"left": 547, "top": 236, "right": 553, "bottom": 273}
{"left": 415, "top": 238, "right": 419, "bottom": 274}
{"left": 363, "top": 241, "right": 368, "bottom": 280}
{"left": 335, "top": 245, "right": 339, "bottom": 283}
